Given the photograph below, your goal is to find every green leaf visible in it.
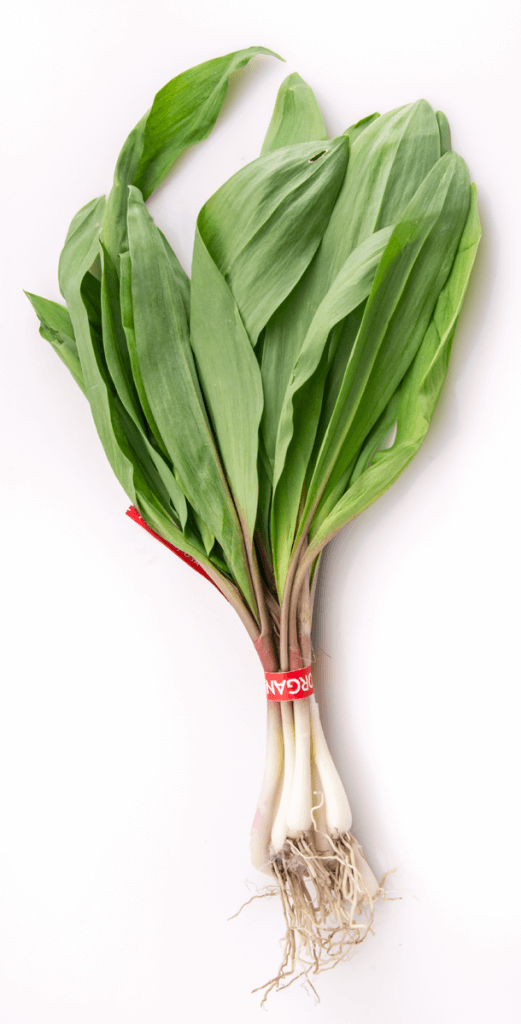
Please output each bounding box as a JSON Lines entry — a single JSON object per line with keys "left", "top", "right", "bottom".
{"left": 191, "top": 507, "right": 215, "bottom": 557}
{"left": 80, "top": 271, "right": 102, "bottom": 333}
{"left": 99, "top": 243, "right": 145, "bottom": 427}
{"left": 57, "top": 195, "right": 194, "bottom": 548}
{"left": 348, "top": 390, "right": 400, "bottom": 487}
{"left": 311, "top": 301, "right": 366, "bottom": 456}
{"left": 135, "top": 46, "right": 283, "bottom": 200}
{"left": 103, "top": 47, "right": 282, "bottom": 263}
{"left": 100, "top": 243, "right": 189, "bottom": 528}
{"left": 260, "top": 99, "right": 441, "bottom": 472}
{"left": 309, "top": 152, "right": 471, "bottom": 532}
{"left": 270, "top": 227, "right": 393, "bottom": 592}
{"left": 58, "top": 194, "right": 162, "bottom": 506}
{"left": 117, "top": 401, "right": 184, "bottom": 523}
{"left": 58, "top": 197, "right": 109, "bottom": 391}
{"left": 197, "top": 136, "right": 349, "bottom": 346}
{"left": 393, "top": 182, "right": 480, "bottom": 446}
{"left": 32, "top": 55, "right": 481, "bottom": 657}
{"left": 132, "top": 489, "right": 251, "bottom": 620}
{"left": 25, "top": 292, "right": 86, "bottom": 395}
{"left": 158, "top": 229, "right": 191, "bottom": 324}
{"left": 256, "top": 437, "right": 274, "bottom": 567}
{"left": 436, "top": 110, "right": 452, "bottom": 155}
{"left": 118, "top": 249, "right": 168, "bottom": 450}
{"left": 344, "top": 113, "right": 381, "bottom": 144}
{"left": 254, "top": 72, "right": 337, "bottom": 565}
{"left": 125, "top": 186, "right": 257, "bottom": 612}
{"left": 103, "top": 111, "right": 149, "bottom": 265}
{"left": 261, "top": 72, "right": 327, "bottom": 155}
{"left": 326, "top": 100, "right": 441, "bottom": 261}
{"left": 190, "top": 224, "right": 264, "bottom": 538}
{"left": 305, "top": 182, "right": 481, "bottom": 559}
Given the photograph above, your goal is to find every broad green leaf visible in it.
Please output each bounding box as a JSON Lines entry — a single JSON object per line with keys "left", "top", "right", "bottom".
{"left": 57, "top": 195, "right": 199, "bottom": 556}
{"left": 117, "top": 401, "right": 184, "bottom": 522}
{"left": 192, "top": 508, "right": 215, "bottom": 557}
{"left": 118, "top": 246, "right": 190, "bottom": 530}
{"left": 256, "top": 438, "right": 274, "bottom": 566}
{"left": 348, "top": 390, "right": 400, "bottom": 487}
{"left": 25, "top": 292, "right": 86, "bottom": 395}
{"left": 158, "top": 229, "right": 191, "bottom": 323}
{"left": 393, "top": 183, "right": 480, "bottom": 446}
{"left": 134, "top": 47, "right": 282, "bottom": 200}
{"left": 204, "top": 539, "right": 230, "bottom": 578}
{"left": 30, "top": 53, "right": 480, "bottom": 655}
{"left": 80, "top": 271, "right": 102, "bottom": 333}
{"left": 309, "top": 152, "right": 470, "bottom": 532}
{"left": 132, "top": 489, "right": 208, "bottom": 568}
{"left": 125, "top": 186, "right": 256, "bottom": 611}
{"left": 311, "top": 301, "right": 366, "bottom": 454}
{"left": 260, "top": 99, "right": 441, "bottom": 470}
{"left": 99, "top": 243, "right": 145, "bottom": 427}
{"left": 190, "top": 224, "right": 264, "bottom": 538}
{"left": 103, "top": 47, "right": 282, "bottom": 262}
{"left": 344, "top": 113, "right": 380, "bottom": 144}
{"left": 118, "top": 249, "right": 168, "bottom": 451}
{"left": 436, "top": 110, "right": 451, "bottom": 156}
{"left": 255, "top": 72, "right": 333, "bottom": 566}
{"left": 57, "top": 194, "right": 169, "bottom": 511}
{"left": 100, "top": 244, "right": 189, "bottom": 528}
{"left": 323, "top": 100, "right": 441, "bottom": 265}
{"left": 58, "top": 197, "right": 108, "bottom": 385}
{"left": 305, "top": 183, "right": 481, "bottom": 560}
{"left": 270, "top": 227, "right": 393, "bottom": 592}
{"left": 103, "top": 111, "right": 149, "bottom": 264}
{"left": 62, "top": 196, "right": 105, "bottom": 249}
{"left": 198, "top": 136, "right": 349, "bottom": 346}
{"left": 261, "top": 72, "right": 327, "bottom": 155}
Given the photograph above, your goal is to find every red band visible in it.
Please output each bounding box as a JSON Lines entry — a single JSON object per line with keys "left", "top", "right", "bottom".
{"left": 125, "top": 506, "right": 220, "bottom": 591}
{"left": 265, "top": 667, "right": 313, "bottom": 701}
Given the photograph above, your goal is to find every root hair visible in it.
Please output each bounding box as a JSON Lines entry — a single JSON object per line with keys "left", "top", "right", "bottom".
{"left": 252, "top": 831, "right": 384, "bottom": 1005}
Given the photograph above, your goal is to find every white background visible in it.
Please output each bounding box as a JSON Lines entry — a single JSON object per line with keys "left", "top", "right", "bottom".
{"left": 2, "top": 1, "right": 520, "bottom": 1021}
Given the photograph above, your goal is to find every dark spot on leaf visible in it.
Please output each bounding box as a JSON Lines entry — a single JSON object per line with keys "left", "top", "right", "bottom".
{"left": 309, "top": 149, "right": 328, "bottom": 163}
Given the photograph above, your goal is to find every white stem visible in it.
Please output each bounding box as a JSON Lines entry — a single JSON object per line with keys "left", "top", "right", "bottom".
{"left": 250, "top": 702, "right": 284, "bottom": 876}
{"left": 286, "top": 698, "right": 312, "bottom": 836}
{"left": 309, "top": 695, "right": 352, "bottom": 834}
{"left": 270, "top": 702, "right": 295, "bottom": 852}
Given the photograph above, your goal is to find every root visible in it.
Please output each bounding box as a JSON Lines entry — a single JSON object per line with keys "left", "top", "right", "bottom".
{"left": 252, "top": 831, "right": 385, "bottom": 1005}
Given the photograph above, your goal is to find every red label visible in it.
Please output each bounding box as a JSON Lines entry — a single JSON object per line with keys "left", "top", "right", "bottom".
{"left": 264, "top": 667, "right": 313, "bottom": 701}
{"left": 125, "top": 506, "right": 220, "bottom": 591}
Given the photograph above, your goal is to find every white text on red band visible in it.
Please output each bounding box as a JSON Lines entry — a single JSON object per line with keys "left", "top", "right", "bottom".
{"left": 265, "top": 672, "right": 313, "bottom": 700}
